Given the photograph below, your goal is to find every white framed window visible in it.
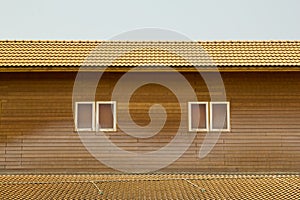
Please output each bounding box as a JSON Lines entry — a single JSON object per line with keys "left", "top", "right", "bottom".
{"left": 210, "top": 102, "right": 230, "bottom": 132}
{"left": 96, "top": 101, "right": 117, "bottom": 131}
{"left": 188, "top": 102, "right": 209, "bottom": 132}
{"left": 75, "top": 102, "right": 95, "bottom": 131}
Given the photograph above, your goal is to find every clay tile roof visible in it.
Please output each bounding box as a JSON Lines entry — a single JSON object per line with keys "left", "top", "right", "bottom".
{"left": 0, "top": 40, "right": 300, "bottom": 71}
{"left": 0, "top": 174, "right": 299, "bottom": 199}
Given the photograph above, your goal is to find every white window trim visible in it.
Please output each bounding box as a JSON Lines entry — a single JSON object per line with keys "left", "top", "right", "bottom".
{"left": 75, "top": 102, "right": 95, "bottom": 131}
{"left": 96, "top": 101, "right": 117, "bottom": 132}
{"left": 188, "top": 102, "right": 209, "bottom": 132}
{"left": 210, "top": 102, "right": 230, "bottom": 132}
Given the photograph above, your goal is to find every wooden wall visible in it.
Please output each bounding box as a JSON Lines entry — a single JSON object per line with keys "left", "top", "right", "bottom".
{"left": 0, "top": 71, "right": 299, "bottom": 173}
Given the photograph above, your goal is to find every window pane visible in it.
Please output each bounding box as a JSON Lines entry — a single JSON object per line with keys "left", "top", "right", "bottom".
{"left": 98, "top": 104, "right": 114, "bottom": 129}
{"left": 77, "top": 104, "right": 93, "bottom": 129}
{"left": 191, "top": 104, "right": 207, "bottom": 129}
{"left": 212, "top": 104, "right": 227, "bottom": 129}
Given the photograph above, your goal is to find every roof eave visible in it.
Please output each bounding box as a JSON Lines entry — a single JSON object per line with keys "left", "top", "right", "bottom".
{"left": 1, "top": 65, "right": 300, "bottom": 72}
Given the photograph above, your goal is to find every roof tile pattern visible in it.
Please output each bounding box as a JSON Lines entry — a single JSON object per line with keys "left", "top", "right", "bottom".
{"left": 0, "top": 40, "right": 300, "bottom": 67}
{"left": 0, "top": 174, "right": 299, "bottom": 199}
{"left": 202, "top": 41, "right": 300, "bottom": 66}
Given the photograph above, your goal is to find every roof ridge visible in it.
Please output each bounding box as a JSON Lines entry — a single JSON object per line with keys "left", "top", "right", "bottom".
{"left": 0, "top": 40, "right": 102, "bottom": 43}
{"left": 0, "top": 40, "right": 300, "bottom": 43}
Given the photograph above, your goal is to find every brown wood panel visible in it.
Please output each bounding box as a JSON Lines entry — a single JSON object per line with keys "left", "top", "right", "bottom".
{"left": 0, "top": 72, "right": 300, "bottom": 173}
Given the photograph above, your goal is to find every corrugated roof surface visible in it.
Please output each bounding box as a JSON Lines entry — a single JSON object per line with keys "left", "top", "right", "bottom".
{"left": 0, "top": 40, "right": 300, "bottom": 67}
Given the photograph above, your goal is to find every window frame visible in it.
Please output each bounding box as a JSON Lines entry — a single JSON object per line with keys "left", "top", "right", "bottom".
{"left": 210, "top": 102, "right": 230, "bottom": 132}
{"left": 75, "top": 102, "right": 95, "bottom": 131}
{"left": 96, "top": 101, "right": 117, "bottom": 132}
{"left": 188, "top": 102, "right": 209, "bottom": 132}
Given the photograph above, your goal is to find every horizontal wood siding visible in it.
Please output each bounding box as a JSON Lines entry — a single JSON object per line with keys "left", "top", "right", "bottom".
{"left": 0, "top": 72, "right": 299, "bottom": 173}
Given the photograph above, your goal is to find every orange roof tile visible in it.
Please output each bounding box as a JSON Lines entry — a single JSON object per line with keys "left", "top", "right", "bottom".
{"left": 0, "top": 174, "right": 299, "bottom": 199}
{"left": 0, "top": 40, "right": 300, "bottom": 71}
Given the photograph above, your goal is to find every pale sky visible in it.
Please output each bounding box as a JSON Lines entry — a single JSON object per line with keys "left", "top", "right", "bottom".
{"left": 0, "top": 0, "right": 299, "bottom": 40}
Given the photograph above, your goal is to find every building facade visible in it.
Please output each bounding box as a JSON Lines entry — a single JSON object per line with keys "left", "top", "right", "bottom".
{"left": 0, "top": 41, "right": 299, "bottom": 173}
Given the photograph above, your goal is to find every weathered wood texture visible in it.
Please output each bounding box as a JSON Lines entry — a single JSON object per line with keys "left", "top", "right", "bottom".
{"left": 0, "top": 72, "right": 299, "bottom": 173}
